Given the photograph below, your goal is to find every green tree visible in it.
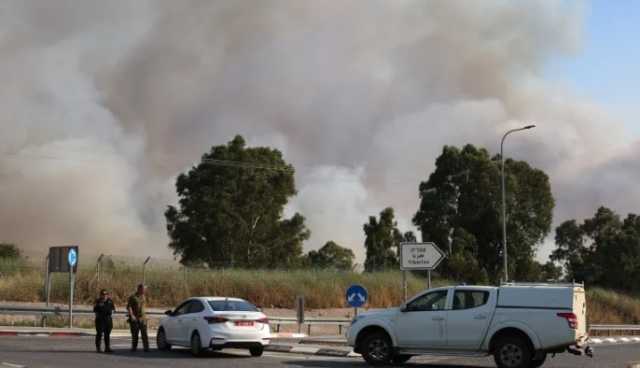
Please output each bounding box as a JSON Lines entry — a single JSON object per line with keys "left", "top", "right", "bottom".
{"left": 552, "top": 207, "right": 640, "bottom": 292}
{"left": 0, "top": 243, "right": 21, "bottom": 259}
{"left": 413, "top": 145, "right": 554, "bottom": 283}
{"left": 305, "top": 241, "right": 355, "bottom": 270}
{"left": 551, "top": 219, "right": 589, "bottom": 282}
{"left": 364, "top": 207, "right": 413, "bottom": 272}
{"left": 165, "top": 135, "right": 310, "bottom": 269}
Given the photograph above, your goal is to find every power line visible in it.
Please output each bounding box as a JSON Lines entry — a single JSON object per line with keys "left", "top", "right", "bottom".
{"left": 200, "top": 159, "right": 294, "bottom": 172}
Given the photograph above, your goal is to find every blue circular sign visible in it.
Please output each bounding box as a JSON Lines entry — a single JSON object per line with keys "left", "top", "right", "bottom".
{"left": 68, "top": 248, "right": 77, "bottom": 267}
{"left": 346, "top": 284, "right": 368, "bottom": 308}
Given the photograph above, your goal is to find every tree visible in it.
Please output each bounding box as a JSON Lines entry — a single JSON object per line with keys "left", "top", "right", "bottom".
{"left": 413, "top": 145, "right": 554, "bottom": 283}
{"left": 552, "top": 207, "right": 640, "bottom": 292}
{"left": 0, "top": 243, "right": 21, "bottom": 259}
{"left": 551, "top": 220, "right": 588, "bottom": 282}
{"left": 305, "top": 241, "right": 355, "bottom": 270}
{"left": 364, "top": 208, "right": 413, "bottom": 272}
{"left": 165, "top": 135, "right": 310, "bottom": 268}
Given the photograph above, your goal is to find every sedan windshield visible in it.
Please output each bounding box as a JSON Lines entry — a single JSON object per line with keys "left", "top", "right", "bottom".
{"left": 208, "top": 300, "right": 258, "bottom": 312}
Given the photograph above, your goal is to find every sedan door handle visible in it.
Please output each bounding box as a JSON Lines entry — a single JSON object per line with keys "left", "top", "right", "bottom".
{"left": 432, "top": 317, "right": 445, "bottom": 321}
{"left": 474, "top": 314, "right": 487, "bottom": 320}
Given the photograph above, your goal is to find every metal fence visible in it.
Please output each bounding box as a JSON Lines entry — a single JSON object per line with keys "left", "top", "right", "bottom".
{"left": 0, "top": 305, "right": 637, "bottom": 337}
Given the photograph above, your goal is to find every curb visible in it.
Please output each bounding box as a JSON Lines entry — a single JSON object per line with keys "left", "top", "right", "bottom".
{"left": 265, "top": 344, "right": 358, "bottom": 358}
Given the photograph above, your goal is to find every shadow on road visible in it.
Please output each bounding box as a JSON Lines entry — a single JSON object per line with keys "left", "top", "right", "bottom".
{"left": 0, "top": 348, "right": 253, "bottom": 360}
{"left": 284, "top": 360, "right": 487, "bottom": 368}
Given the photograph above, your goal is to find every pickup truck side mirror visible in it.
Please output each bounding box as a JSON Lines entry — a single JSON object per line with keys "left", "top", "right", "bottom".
{"left": 164, "top": 310, "right": 173, "bottom": 316}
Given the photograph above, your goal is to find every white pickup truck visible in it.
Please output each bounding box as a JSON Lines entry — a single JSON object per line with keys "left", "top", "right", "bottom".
{"left": 347, "top": 283, "right": 591, "bottom": 368}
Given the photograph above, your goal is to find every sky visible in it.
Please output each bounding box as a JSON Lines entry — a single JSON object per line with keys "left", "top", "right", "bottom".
{"left": 1, "top": 0, "right": 639, "bottom": 267}
{"left": 545, "top": 0, "right": 640, "bottom": 135}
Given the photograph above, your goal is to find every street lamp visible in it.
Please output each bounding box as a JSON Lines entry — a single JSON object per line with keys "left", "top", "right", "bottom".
{"left": 501, "top": 124, "right": 535, "bottom": 282}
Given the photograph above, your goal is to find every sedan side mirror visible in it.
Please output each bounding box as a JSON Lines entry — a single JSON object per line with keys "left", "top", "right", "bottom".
{"left": 400, "top": 304, "right": 408, "bottom": 313}
{"left": 164, "top": 310, "right": 173, "bottom": 316}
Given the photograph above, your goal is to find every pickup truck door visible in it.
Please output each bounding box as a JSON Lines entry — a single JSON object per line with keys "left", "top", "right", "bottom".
{"left": 394, "top": 289, "right": 449, "bottom": 348}
{"left": 446, "top": 289, "right": 493, "bottom": 350}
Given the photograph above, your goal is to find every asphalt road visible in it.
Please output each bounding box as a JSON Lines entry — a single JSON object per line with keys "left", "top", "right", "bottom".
{"left": 0, "top": 336, "right": 638, "bottom": 368}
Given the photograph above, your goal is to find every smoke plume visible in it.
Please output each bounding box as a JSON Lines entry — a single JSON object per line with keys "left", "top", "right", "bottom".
{"left": 1, "top": 1, "right": 636, "bottom": 263}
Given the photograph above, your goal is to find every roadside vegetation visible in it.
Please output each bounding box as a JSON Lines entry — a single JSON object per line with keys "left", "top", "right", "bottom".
{"left": 1, "top": 259, "right": 639, "bottom": 324}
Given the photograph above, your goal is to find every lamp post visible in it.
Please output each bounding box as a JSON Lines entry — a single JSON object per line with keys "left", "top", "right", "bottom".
{"left": 501, "top": 124, "right": 535, "bottom": 282}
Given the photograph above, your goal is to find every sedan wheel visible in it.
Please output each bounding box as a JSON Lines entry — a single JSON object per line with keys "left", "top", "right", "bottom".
{"left": 190, "top": 332, "right": 203, "bottom": 356}
{"left": 156, "top": 328, "right": 171, "bottom": 351}
{"left": 250, "top": 346, "right": 264, "bottom": 357}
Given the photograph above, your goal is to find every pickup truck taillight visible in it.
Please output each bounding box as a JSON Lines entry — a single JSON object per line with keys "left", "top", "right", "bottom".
{"left": 204, "top": 316, "right": 228, "bottom": 324}
{"left": 557, "top": 312, "right": 577, "bottom": 329}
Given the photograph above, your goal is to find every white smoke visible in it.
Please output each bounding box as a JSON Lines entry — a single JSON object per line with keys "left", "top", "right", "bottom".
{"left": 1, "top": 1, "right": 636, "bottom": 264}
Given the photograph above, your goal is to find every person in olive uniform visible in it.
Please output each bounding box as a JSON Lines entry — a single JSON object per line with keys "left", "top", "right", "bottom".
{"left": 127, "top": 284, "right": 149, "bottom": 352}
{"left": 93, "top": 289, "right": 115, "bottom": 353}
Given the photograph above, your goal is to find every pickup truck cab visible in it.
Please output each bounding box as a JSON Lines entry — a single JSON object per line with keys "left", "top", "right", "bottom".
{"left": 347, "top": 283, "right": 590, "bottom": 368}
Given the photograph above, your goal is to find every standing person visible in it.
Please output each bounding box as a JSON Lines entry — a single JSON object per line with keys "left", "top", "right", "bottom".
{"left": 93, "top": 289, "right": 115, "bottom": 353}
{"left": 127, "top": 284, "right": 149, "bottom": 352}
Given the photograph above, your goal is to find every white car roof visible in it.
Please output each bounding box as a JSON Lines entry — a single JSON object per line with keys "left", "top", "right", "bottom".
{"left": 200, "top": 296, "right": 247, "bottom": 302}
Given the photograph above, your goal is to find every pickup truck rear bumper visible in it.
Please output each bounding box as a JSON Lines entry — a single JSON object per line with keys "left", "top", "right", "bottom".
{"left": 567, "top": 336, "right": 593, "bottom": 358}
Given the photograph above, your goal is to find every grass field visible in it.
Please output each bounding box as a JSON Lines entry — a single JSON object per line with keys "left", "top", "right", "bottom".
{"left": 0, "top": 259, "right": 444, "bottom": 309}
{"left": 1, "top": 259, "right": 639, "bottom": 324}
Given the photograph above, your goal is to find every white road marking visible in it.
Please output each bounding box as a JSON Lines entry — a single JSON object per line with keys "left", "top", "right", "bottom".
{"left": 2, "top": 362, "right": 26, "bottom": 368}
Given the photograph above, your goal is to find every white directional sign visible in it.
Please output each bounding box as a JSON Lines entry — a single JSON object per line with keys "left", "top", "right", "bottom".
{"left": 400, "top": 242, "right": 446, "bottom": 271}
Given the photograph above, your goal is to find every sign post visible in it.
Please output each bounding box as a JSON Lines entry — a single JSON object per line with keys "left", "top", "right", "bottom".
{"left": 67, "top": 248, "right": 78, "bottom": 328}
{"left": 46, "top": 246, "right": 78, "bottom": 327}
{"left": 296, "top": 295, "right": 305, "bottom": 334}
{"left": 400, "top": 242, "right": 446, "bottom": 301}
{"left": 346, "top": 284, "right": 368, "bottom": 317}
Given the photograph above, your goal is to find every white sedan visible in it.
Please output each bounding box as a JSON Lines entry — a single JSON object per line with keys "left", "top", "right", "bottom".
{"left": 156, "top": 297, "right": 271, "bottom": 356}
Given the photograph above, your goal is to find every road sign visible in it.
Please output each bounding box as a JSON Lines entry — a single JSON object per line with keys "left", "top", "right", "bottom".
{"left": 346, "top": 284, "right": 368, "bottom": 308}
{"left": 48, "top": 246, "right": 79, "bottom": 273}
{"left": 400, "top": 242, "right": 446, "bottom": 271}
{"left": 68, "top": 248, "right": 77, "bottom": 267}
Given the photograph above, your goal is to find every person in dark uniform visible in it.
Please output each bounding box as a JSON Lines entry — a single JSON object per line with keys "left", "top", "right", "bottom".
{"left": 127, "top": 284, "right": 149, "bottom": 352}
{"left": 93, "top": 289, "right": 115, "bottom": 353}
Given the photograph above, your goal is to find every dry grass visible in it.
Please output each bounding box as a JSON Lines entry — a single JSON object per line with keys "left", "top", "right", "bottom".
{"left": 0, "top": 261, "right": 445, "bottom": 309}
{"left": 587, "top": 287, "right": 640, "bottom": 324}
{"left": 2, "top": 260, "right": 639, "bottom": 324}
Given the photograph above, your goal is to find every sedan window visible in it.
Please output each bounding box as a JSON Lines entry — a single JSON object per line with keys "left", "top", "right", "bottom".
{"left": 208, "top": 300, "right": 258, "bottom": 312}
{"left": 188, "top": 300, "right": 205, "bottom": 314}
{"left": 173, "top": 301, "right": 191, "bottom": 316}
{"left": 406, "top": 290, "right": 448, "bottom": 312}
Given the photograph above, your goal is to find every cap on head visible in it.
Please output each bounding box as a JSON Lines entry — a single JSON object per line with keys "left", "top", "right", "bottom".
{"left": 100, "top": 289, "right": 108, "bottom": 296}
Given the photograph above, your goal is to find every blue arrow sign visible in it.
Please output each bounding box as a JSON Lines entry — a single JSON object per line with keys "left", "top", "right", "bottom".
{"left": 346, "top": 284, "right": 368, "bottom": 308}
{"left": 68, "top": 248, "right": 77, "bottom": 268}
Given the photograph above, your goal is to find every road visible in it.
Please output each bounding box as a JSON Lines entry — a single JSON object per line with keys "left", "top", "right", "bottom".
{"left": 0, "top": 336, "right": 638, "bottom": 368}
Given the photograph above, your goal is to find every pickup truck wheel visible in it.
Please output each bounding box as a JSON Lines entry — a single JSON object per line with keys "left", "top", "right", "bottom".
{"left": 391, "top": 354, "right": 412, "bottom": 365}
{"left": 531, "top": 353, "right": 547, "bottom": 367}
{"left": 493, "top": 336, "right": 532, "bottom": 368}
{"left": 361, "top": 332, "right": 393, "bottom": 366}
